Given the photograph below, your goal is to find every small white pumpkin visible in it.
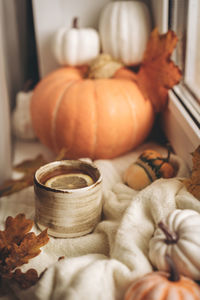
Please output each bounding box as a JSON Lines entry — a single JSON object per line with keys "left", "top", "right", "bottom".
{"left": 12, "top": 90, "right": 36, "bottom": 140}
{"left": 99, "top": 1, "right": 152, "bottom": 65}
{"left": 149, "top": 209, "right": 200, "bottom": 280}
{"left": 53, "top": 17, "right": 100, "bottom": 66}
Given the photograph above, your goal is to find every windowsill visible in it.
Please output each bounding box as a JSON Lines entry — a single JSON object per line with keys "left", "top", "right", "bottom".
{"left": 162, "top": 90, "right": 200, "bottom": 169}
{"left": 12, "top": 138, "right": 54, "bottom": 167}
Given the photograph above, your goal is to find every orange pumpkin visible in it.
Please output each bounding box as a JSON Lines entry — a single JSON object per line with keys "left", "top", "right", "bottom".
{"left": 124, "top": 271, "right": 200, "bottom": 300}
{"left": 124, "top": 255, "right": 200, "bottom": 299}
{"left": 31, "top": 66, "right": 154, "bottom": 159}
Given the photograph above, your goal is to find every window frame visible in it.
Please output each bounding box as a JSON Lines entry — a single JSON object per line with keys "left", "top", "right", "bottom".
{"left": 151, "top": 0, "right": 200, "bottom": 169}
{"left": 184, "top": 0, "right": 200, "bottom": 99}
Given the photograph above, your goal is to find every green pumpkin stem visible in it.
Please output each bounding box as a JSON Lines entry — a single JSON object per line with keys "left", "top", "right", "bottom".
{"left": 72, "top": 17, "right": 78, "bottom": 29}
{"left": 158, "top": 222, "right": 179, "bottom": 244}
{"left": 165, "top": 254, "right": 180, "bottom": 282}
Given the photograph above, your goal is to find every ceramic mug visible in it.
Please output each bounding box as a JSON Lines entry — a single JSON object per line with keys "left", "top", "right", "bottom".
{"left": 34, "top": 160, "right": 102, "bottom": 238}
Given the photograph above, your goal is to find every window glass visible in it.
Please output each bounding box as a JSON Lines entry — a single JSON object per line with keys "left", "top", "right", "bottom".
{"left": 196, "top": 15, "right": 200, "bottom": 91}
{"left": 169, "top": 0, "right": 200, "bottom": 126}
{"left": 184, "top": 0, "right": 200, "bottom": 101}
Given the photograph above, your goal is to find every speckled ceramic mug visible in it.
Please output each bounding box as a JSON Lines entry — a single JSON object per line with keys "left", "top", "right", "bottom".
{"left": 34, "top": 160, "right": 102, "bottom": 238}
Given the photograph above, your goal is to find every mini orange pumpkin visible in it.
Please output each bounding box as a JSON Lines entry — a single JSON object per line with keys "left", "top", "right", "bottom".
{"left": 124, "top": 256, "right": 200, "bottom": 300}
{"left": 31, "top": 66, "right": 154, "bottom": 159}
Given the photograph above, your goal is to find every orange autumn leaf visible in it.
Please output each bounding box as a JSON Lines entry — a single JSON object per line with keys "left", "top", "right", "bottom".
{"left": 137, "top": 28, "right": 182, "bottom": 112}
{"left": 0, "top": 213, "right": 49, "bottom": 289}
{"left": 114, "top": 28, "right": 181, "bottom": 112}
{"left": 184, "top": 145, "right": 200, "bottom": 200}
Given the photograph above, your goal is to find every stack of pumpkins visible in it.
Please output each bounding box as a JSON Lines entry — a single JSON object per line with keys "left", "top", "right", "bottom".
{"left": 30, "top": 2, "right": 200, "bottom": 298}
{"left": 122, "top": 149, "right": 200, "bottom": 299}
{"left": 124, "top": 208, "right": 200, "bottom": 299}
{"left": 31, "top": 1, "right": 155, "bottom": 159}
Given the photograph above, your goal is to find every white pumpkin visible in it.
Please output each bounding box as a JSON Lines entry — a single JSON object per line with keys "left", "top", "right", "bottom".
{"left": 149, "top": 209, "right": 200, "bottom": 280}
{"left": 12, "top": 90, "right": 36, "bottom": 140}
{"left": 99, "top": 1, "right": 152, "bottom": 65}
{"left": 52, "top": 17, "right": 100, "bottom": 66}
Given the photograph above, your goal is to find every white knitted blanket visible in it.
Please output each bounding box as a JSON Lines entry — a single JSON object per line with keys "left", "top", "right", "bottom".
{"left": 1, "top": 142, "right": 199, "bottom": 300}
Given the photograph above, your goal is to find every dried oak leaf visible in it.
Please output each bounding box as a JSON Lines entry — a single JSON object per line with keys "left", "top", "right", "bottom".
{"left": 0, "top": 214, "right": 33, "bottom": 251}
{"left": 114, "top": 29, "right": 182, "bottom": 112}
{"left": 13, "top": 154, "right": 47, "bottom": 174}
{"left": 184, "top": 145, "right": 200, "bottom": 200}
{"left": 4, "top": 229, "right": 49, "bottom": 273}
{"left": 115, "top": 28, "right": 182, "bottom": 112}
{"left": 12, "top": 268, "right": 39, "bottom": 289}
{"left": 0, "top": 213, "right": 49, "bottom": 289}
{"left": 0, "top": 147, "right": 74, "bottom": 198}
{"left": 137, "top": 28, "right": 182, "bottom": 112}
{"left": 0, "top": 176, "right": 33, "bottom": 198}
{"left": 0, "top": 154, "right": 47, "bottom": 197}
{"left": 11, "top": 267, "right": 47, "bottom": 290}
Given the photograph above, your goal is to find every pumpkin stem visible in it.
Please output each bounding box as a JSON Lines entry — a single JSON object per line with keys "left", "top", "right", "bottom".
{"left": 165, "top": 144, "right": 172, "bottom": 162}
{"left": 72, "top": 17, "right": 79, "bottom": 29}
{"left": 158, "top": 221, "right": 179, "bottom": 244}
{"left": 165, "top": 254, "right": 180, "bottom": 282}
{"left": 88, "top": 54, "right": 124, "bottom": 79}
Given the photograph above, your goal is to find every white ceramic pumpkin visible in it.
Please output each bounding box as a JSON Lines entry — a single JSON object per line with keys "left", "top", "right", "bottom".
{"left": 52, "top": 17, "right": 100, "bottom": 66}
{"left": 149, "top": 209, "right": 200, "bottom": 280}
{"left": 99, "top": 1, "right": 151, "bottom": 65}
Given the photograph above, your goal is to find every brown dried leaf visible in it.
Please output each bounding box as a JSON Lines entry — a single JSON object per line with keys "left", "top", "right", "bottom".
{"left": 4, "top": 229, "right": 49, "bottom": 272}
{"left": 12, "top": 268, "right": 39, "bottom": 289}
{"left": 0, "top": 214, "right": 33, "bottom": 251}
{"left": 14, "top": 154, "right": 47, "bottom": 174}
{"left": 184, "top": 145, "right": 200, "bottom": 200}
{"left": 137, "top": 28, "right": 182, "bottom": 112}
{"left": 0, "top": 150, "right": 68, "bottom": 197}
{"left": 0, "top": 155, "right": 47, "bottom": 197}
{"left": 0, "top": 214, "right": 49, "bottom": 289}
{"left": 191, "top": 145, "right": 200, "bottom": 171}
{"left": 0, "top": 175, "right": 33, "bottom": 197}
